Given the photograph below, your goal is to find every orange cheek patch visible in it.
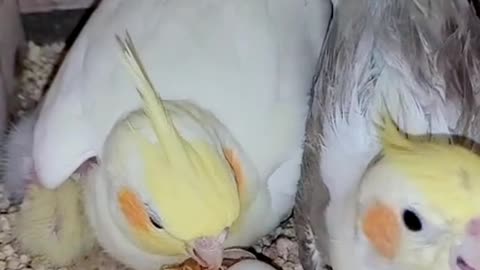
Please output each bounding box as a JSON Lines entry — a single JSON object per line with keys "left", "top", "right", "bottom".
{"left": 223, "top": 148, "right": 245, "bottom": 193}
{"left": 362, "top": 203, "right": 400, "bottom": 260}
{"left": 118, "top": 188, "right": 149, "bottom": 231}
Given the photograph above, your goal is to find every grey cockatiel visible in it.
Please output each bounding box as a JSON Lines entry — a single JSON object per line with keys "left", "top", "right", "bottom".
{"left": 294, "top": 1, "right": 480, "bottom": 270}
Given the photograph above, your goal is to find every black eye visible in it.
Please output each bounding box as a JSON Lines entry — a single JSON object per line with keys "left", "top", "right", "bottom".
{"left": 402, "top": 209, "right": 422, "bottom": 232}
{"left": 145, "top": 204, "right": 163, "bottom": 230}
{"left": 149, "top": 215, "right": 163, "bottom": 229}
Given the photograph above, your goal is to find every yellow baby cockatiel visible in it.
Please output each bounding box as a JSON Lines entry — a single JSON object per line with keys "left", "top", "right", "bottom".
{"left": 5, "top": 0, "right": 332, "bottom": 269}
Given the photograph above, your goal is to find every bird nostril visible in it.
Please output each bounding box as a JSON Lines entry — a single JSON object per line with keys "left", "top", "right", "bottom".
{"left": 457, "top": 256, "right": 476, "bottom": 270}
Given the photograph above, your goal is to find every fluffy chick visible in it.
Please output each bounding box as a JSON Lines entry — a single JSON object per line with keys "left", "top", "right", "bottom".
{"left": 2, "top": 109, "right": 95, "bottom": 265}
{"left": 15, "top": 177, "right": 96, "bottom": 266}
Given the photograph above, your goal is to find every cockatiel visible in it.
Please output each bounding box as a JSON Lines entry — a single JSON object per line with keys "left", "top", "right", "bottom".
{"left": 17, "top": 1, "right": 332, "bottom": 270}
{"left": 294, "top": 0, "right": 480, "bottom": 270}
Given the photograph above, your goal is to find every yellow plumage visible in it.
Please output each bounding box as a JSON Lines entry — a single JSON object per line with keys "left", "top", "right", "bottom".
{"left": 117, "top": 33, "right": 240, "bottom": 241}
{"left": 15, "top": 179, "right": 95, "bottom": 266}
{"left": 378, "top": 115, "right": 480, "bottom": 228}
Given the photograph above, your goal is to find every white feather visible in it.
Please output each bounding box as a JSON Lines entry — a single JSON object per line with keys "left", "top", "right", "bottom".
{"left": 32, "top": 0, "right": 332, "bottom": 268}
{"left": 33, "top": 0, "right": 330, "bottom": 190}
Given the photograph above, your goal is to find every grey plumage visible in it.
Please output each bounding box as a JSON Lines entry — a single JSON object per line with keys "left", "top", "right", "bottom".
{"left": 317, "top": 0, "right": 480, "bottom": 138}
{"left": 294, "top": 0, "right": 480, "bottom": 270}
{"left": 1, "top": 109, "right": 39, "bottom": 205}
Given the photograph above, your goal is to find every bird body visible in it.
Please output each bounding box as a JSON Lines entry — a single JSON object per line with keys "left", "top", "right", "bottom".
{"left": 27, "top": 1, "right": 332, "bottom": 269}
{"left": 294, "top": 0, "right": 480, "bottom": 270}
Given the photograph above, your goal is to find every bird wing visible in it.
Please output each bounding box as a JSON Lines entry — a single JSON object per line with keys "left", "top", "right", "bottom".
{"left": 33, "top": 0, "right": 327, "bottom": 189}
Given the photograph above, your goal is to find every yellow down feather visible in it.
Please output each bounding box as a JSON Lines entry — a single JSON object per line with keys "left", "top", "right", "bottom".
{"left": 15, "top": 180, "right": 95, "bottom": 266}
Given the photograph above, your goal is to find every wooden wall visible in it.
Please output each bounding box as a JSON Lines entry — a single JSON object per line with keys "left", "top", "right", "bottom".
{"left": 0, "top": 0, "right": 26, "bottom": 114}
{"left": 18, "top": 0, "right": 96, "bottom": 13}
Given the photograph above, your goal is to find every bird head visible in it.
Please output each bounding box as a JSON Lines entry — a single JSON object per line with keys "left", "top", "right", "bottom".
{"left": 101, "top": 35, "right": 241, "bottom": 270}
{"left": 355, "top": 116, "right": 480, "bottom": 270}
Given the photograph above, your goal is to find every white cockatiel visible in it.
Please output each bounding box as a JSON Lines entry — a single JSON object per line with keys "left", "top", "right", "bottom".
{"left": 22, "top": 1, "right": 332, "bottom": 270}
{"left": 294, "top": 0, "right": 480, "bottom": 270}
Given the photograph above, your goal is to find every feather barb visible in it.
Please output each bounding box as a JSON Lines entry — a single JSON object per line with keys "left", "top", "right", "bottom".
{"left": 116, "top": 32, "right": 188, "bottom": 160}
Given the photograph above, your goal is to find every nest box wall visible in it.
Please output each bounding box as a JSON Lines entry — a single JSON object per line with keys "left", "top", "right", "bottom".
{"left": 18, "top": 0, "right": 96, "bottom": 13}
{"left": 19, "top": 0, "right": 98, "bottom": 44}
{"left": 0, "top": 0, "right": 25, "bottom": 128}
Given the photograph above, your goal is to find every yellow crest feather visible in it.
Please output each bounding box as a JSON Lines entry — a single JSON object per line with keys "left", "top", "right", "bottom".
{"left": 378, "top": 115, "right": 414, "bottom": 154}
{"left": 116, "top": 33, "right": 240, "bottom": 241}
{"left": 116, "top": 33, "right": 189, "bottom": 162}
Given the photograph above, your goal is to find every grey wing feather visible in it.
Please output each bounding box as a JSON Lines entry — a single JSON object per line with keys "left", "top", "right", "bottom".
{"left": 294, "top": 0, "right": 337, "bottom": 268}
{"left": 294, "top": 111, "right": 332, "bottom": 270}
{"left": 316, "top": 0, "right": 480, "bottom": 139}
{"left": 294, "top": 1, "right": 364, "bottom": 268}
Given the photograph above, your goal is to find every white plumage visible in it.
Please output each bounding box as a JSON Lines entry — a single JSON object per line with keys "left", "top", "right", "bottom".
{"left": 33, "top": 0, "right": 331, "bottom": 190}
{"left": 26, "top": 1, "right": 332, "bottom": 269}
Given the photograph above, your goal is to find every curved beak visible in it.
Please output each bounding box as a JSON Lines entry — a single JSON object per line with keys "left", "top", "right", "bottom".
{"left": 187, "top": 230, "right": 228, "bottom": 270}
